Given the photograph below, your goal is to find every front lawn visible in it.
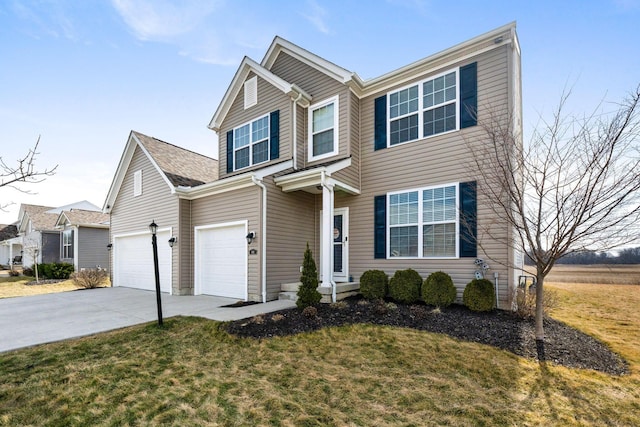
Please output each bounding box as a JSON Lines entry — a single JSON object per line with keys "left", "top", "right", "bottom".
{"left": 0, "top": 282, "right": 638, "bottom": 426}
{"left": 0, "top": 276, "right": 110, "bottom": 299}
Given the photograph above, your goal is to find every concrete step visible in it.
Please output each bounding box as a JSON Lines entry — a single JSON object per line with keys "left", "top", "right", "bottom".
{"left": 278, "top": 291, "right": 298, "bottom": 301}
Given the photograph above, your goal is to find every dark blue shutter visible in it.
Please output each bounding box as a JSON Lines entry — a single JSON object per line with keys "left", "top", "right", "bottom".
{"left": 226, "top": 130, "right": 234, "bottom": 173}
{"left": 459, "top": 181, "right": 477, "bottom": 257}
{"left": 270, "top": 110, "right": 279, "bottom": 160}
{"left": 374, "top": 95, "right": 387, "bottom": 150}
{"left": 459, "top": 62, "right": 477, "bottom": 129}
{"left": 374, "top": 195, "right": 387, "bottom": 259}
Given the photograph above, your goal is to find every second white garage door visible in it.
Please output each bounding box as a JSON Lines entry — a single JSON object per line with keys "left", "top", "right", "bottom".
{"left": 195, "top": 222, "right": 247, "bottom": 299}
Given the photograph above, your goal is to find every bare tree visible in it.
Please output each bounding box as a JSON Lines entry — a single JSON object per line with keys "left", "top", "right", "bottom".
{"left": 0, "top": 136, "right": 57, "bottom": 210}
{"left": 468, "top": 87, "right": 640, "bottom": 345}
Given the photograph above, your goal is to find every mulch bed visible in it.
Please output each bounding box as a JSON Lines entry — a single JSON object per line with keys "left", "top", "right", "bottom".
{"left": 224, "top": 296, "right": 629, "bottom": 376}
{"left": 25, "top": 279, "right": 66, "bottom": 286}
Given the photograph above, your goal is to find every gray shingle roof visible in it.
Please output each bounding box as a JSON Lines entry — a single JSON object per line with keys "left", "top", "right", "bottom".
{"left": 133, "top": 131, "right": 218, "bottom": 187}
{"left": 21, "top": 204, "right": 58, "bottom": 231}
{"left": 61, "top": 209, "right": 109, "bottom": 227}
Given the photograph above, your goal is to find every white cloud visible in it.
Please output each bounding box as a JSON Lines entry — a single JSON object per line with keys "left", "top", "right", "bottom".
{"left": 9, "top": 0, "right": 79, "bottom": 41}
{"left": 301, "top": 0, "right": 330, "bottom": 34}
{"left": 110, "top": 0, "right": 219, "bottom": 40}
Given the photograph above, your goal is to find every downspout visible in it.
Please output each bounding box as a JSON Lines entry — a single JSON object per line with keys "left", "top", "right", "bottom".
{"left": 291, "top": 92, "right": 303, "bottom": 170}
{"left": 494, "top": 272, "right": 499, "bottom": 309}
{"left": 252, "top": 176, "right": 268, "bottom": 303}
{"left": 320, "top": 170, "right": 337, "bottom": 303}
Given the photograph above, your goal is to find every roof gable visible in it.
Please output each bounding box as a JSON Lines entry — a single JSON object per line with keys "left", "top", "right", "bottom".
{"left": 18, "top": 204, "right": 58, "bottom": 232}
{"left": 55, "top": 209, "right": 110, "bottom": 228}
{"left": 208, "top": 56, "right": 311, "bottom": 132}
{"left": 103, "top": 131, "right": 218, "bottom": 213}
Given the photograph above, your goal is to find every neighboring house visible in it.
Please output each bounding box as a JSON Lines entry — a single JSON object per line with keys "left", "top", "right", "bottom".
{"left": 104, "top": 22, "right": 523, "bottom": 308}
{"left": 1, "top": 201, "right": 110, "bottom": 270}
{"left": 54, "top": 209, "right": 110, "bottom": 272}
{"left": 0, "top": 224, "right": 20, "bottom": 267}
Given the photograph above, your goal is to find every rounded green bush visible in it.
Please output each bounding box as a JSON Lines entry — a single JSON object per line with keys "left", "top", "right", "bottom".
{"left": 388, "top": 269, "right": 422, "bottom": 304}
{"left": 359, "top": 269, "right": 388, "bottom": 299}
{"left": 422, "top": 271, "right": 457, "bottom": 307}
{"left": 463, "top": 278, "right": 496, "bottom": 312}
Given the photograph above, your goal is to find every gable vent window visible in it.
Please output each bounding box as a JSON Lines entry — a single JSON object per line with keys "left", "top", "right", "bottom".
{"left": 244, "top": 76, "right": 257, "bottom": 109}
{"left": 134, "top": 170, "right": 143, "bottom": 197}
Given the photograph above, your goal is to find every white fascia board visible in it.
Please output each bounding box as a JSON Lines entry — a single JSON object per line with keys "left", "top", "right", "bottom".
{"left": 262, "top": 36, "right": 354, "bottom": 84}
{"left": 208, "top": 57, "right": 311, "bottom": 132}
{"left": 359, "top": 22, "right": 516, "bottom": 97}
{"left": 54, "top": 212, "right": 69, "bottom": 228}
{"left": 176, "top": 160, "right": 293, "bottom": 200}
{"left": 103, "top": 132, "right": 138, "bottom": 213}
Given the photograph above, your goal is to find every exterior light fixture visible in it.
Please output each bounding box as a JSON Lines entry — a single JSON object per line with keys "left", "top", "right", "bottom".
{"left": 148, "top": 220, "right": 163, "bottom": 327}
{"left": 107, "top": 243, "right": 113, "bottom": 251}
{"left": 246, "top": 231, "right": 256, "bottom": 245}
{"left": 168, "top": 237, "right": 177, "bottom": 248}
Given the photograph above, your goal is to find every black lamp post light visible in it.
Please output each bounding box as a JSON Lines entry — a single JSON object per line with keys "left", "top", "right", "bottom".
{"left": 149, "top": 220, "right": 164, "bottom": 327}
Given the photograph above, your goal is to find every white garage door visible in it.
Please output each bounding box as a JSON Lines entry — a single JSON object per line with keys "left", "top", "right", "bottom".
{"left": 113, "top": 231, "right": 171, "bottom": 293}
{"left": 195, "top": 222, "right": 247, "bottom": 299}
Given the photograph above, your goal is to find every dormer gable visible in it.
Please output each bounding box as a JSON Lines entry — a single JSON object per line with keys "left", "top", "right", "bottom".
{"left": 208, "top": 56, "right": 311, "bottom": 132}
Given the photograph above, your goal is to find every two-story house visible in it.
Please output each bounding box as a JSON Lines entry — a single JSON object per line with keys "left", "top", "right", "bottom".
{"left": 104, "top": 22, "right": 522, "bottom": 309}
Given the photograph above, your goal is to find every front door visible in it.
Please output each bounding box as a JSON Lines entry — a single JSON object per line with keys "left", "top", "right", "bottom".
{"left": 331, "top": 208, "right": 349, "bottom": 281}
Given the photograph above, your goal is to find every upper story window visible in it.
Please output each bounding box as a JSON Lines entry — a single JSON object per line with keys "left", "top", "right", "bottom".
{"left": 388, "top": 70, "right": 458, "bottom": 146}
{"left": 233, "top": 115, "right": 270, "bottom": 170}
{"left": 388, "top": 183, "right": 458, "bottom": 258}
{"left": 309, "top": 95, "right": 339, "bottom": 162}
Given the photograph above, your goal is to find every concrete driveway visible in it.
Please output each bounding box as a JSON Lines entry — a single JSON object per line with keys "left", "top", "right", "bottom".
{"left": 0, "top": 287, "right": 295, "bottom": 353}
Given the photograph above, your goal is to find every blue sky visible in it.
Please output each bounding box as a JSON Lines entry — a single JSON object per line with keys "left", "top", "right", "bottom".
{"left": 1, "top": 0, "right": 639, "bottom": 224}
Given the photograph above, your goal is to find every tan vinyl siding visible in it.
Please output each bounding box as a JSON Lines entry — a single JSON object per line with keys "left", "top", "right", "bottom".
{"left": 191, "top": 186, "right": 261, "bottom": 301}
{"left": 264, "top": 176, "right": 316, "bottom": 299}
{"left": 110, "top": 146, "right": 181, "bottom": 293}
{"left": 177, "top": 198, "right": 193, "bottom": 295}
{"left": 332, "top": 91, "right": 361, "bottom": 190}
{"left": 347, "top": 46, "right": 512, "bottom": 308}
{"left": 219, "top": 73, "right": 291, "bottom": 179}
{"left": 270, "top": 52, "right": 352, "bottom": 168}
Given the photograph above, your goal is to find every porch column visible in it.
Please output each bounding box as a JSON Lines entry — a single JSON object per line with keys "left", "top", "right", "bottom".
{"left": 320, "top": 181, "right": 334, "bottom": 288}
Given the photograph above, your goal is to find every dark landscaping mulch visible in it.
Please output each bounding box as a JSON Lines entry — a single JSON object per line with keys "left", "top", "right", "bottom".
{"left": 224, "top": 296, "right": 629, "bottom": 376}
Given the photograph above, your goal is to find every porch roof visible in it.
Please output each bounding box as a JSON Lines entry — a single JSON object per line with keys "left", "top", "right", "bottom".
{"left": 273, "top": 158, "right": 360, "bottom": 195}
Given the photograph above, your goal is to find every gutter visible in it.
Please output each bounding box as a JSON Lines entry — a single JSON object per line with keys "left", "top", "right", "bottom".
{"left": 252, "top": 176, "right": 268, "bottom": 303}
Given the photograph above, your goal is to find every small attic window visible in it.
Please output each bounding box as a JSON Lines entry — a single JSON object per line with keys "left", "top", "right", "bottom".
{"left": 134, "top": 170, "right": 143, "bottom": 197}
{"left": 244, "top": 76, "right": 257, "bottom": 109}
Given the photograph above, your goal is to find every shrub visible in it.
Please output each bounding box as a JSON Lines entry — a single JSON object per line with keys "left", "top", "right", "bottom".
{"left": 422, "top": 271, "right": 457, "bottom": 308}
{"left": 8, "top": 270, "right": 20, "bottom": 277}
{"left": 359, "top": 269, "right": 388, "bottom": 300}
{"left": 296, "top": 243, "right": 322, "bottom": 309}
{"left": 72, "top": 268, "right": 108, "bottom": 289}
{"left": 302, "top": 306, "right": 318, "bottom": 318}
{"left": 271, "top": 314, "right": 285, "bottom": 322}
{"left": 22, "top": 266, "right": 34, "bottom": 277}
{"left": 36, "top": 263, "right": 74, "bottom": 280}
{"left": 514, "top": 286, "right": 559, "bottom": 318}
{"left": 388, "top": 269, "right": 422, "bottom": 304}
{"left": 463, "top": 278, "right": 496, "bottom": 312}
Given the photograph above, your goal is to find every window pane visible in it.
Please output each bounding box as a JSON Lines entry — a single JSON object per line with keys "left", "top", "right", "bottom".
{"left": 423, "top": 185, "right": 456, "bottom": 223}
{"left": 423, "top": 71, "right": 456, "bottom": 109}
{"left": 389, "top": 191, "right": 418, "bottom": 226}
{"left": 252, "top": 116, "right": 269, "bottom": 142}
{"left": 389, "top": 85, "right": 418, "bottom": 119}
{"left": 234, "top": 124, "right": 250, "bottom": 148}
{"left": 235, "top": 146, "right": 249, "bottom": 169}
{"left": 390, "top": 226, "right": 418, "bottom": 257}
{"left": 313, "top": 103, "right": 334, "bottom": 133}
{"left": 252, "top": 140, "right": 268, "bottom": 164}
{"left": 423, "top": 223, "right": 456, "bottom": 257}
{"left": 424, "top": 105, "right": 456, "bottom": 137}
{"left": 313, "top": 129, "right": 334, "bottom": 156}
{"left": 390, "top": 114, "right": 419, "bottom": 145}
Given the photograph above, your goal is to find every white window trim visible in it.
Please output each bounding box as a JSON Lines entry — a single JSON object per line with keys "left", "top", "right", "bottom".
{"left": 233, "top": 114, "right": 270, "bottom": 171}
{"left": 308, "top": 95, "right": 339, "bottom": 162}
{"left": 133, "top": 170, "right": 142, "bottom": 197}
{"left": 244, "top": 76, "right": 257, "bottom": 109}
{"left": 386, "top": 68, "right": 460, "bottom": 148}
{"left": 62, "top": 228, "right": 73, "bottom": 259}
{"left": 386, "top": 182, "right": 460, "bottom": 259}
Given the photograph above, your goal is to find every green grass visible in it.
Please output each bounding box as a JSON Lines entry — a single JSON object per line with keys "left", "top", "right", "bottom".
{"left": 1, "top": 283, "right": 639, "bottom": 426}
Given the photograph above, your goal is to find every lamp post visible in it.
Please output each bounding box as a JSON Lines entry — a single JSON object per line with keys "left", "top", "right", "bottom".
{"left": 149, "top": 220, "right": 163, "bottom": 326}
